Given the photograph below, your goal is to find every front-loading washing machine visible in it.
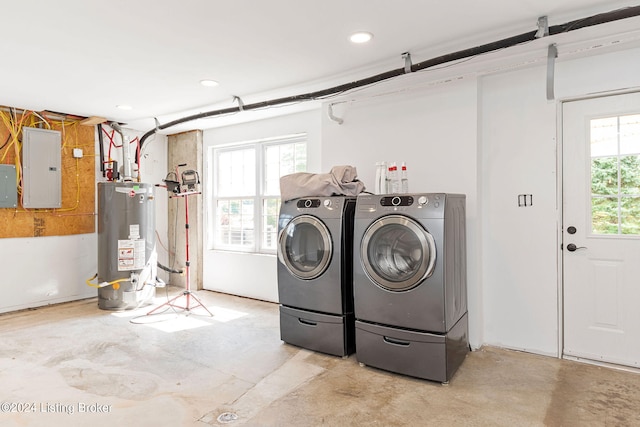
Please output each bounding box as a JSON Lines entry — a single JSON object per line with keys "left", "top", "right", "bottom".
{"left": 353, "top": 193, "right": 469, "bottom": 382}
{"left": 277, "top": 196, "right": 356, "bottom": 356}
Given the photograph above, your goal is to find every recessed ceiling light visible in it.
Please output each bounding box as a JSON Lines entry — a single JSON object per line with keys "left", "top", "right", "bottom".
{"left": 350, "top": 31, "right": 373, "bottom": 44}
{"left": 200, "top": 79, "right": 219, "bottom": 87}
{"left": 116, "top": 104, "right": 133, "bottom": 110}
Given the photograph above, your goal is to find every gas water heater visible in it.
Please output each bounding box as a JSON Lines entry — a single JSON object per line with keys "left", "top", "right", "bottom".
{"left": 97, "top": 181, "right": 158, "bottom": 310}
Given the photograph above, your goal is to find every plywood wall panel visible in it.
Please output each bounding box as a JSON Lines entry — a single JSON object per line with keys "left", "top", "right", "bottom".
{"left": 0, "top": 111, "right": 96, "bottom": 238}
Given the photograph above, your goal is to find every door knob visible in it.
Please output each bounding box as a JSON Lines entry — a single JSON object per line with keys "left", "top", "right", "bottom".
{"left": 567, "top": 243, "right": 587, "bottom": 252}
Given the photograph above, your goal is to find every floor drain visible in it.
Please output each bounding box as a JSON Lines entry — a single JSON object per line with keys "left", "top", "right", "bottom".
{"left": 217, "top": 412, "right": 238, "bottom": 424}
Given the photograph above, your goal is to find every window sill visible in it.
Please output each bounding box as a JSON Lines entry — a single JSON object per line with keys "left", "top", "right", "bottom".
{"left": 208, "top": 248, "right": 277, "bottom": 258}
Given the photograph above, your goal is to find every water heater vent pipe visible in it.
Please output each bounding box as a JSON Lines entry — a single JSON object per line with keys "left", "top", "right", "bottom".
{"left": 109, "top": 122, "right": 133, "bottom": 181}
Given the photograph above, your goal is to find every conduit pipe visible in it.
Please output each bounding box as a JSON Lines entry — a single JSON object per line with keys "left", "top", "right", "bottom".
{"left": 138, "top": 5, "right": 640, "bottom": 152}
{"left": 97, "top": 123, "right": 106, "bottom": 177}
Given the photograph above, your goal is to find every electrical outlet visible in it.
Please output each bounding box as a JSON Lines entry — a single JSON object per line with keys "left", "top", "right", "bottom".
{"left": 73, "top": 148, "right": 83, "bottom": 158}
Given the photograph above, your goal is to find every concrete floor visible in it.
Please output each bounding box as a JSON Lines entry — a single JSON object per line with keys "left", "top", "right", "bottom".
{"left": 1, "top": 288, "right": 640, "bottom": 427}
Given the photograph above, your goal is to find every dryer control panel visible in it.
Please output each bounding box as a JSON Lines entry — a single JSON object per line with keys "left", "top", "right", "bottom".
{"left": 380, "top": 196, "right": 414, "bottom": 207}
{"left": 296, "top": 199, "right": 322, "bottom": 208}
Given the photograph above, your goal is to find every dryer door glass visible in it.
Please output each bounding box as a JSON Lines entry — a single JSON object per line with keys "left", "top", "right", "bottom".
{"left": 361, "top": 215, "right": 436, "bottom": 291}
{"left": 278, "top": 215, "right": 332, "bottom": 280}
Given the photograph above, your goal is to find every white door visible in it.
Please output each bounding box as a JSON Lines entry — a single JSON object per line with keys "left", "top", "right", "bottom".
{"left": 563, "top": 92, "right": 640, "bottom": 368}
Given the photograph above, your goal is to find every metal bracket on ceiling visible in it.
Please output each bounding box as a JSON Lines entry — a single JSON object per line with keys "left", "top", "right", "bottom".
{"left": 154, "top": 117, "right": 161, "bottom": 132}
{"left": 402, "top": 52, "right": 413, "bottom": 73}
{"left": 327, "top": 103, "right": 343, "bottom": 125}
{"left": 233, "top": 95, "right": 245, "bottom": 111}
{"left": 535, "top": 16, "right": 549, "bottom": 38}
{"left": 546, "top": 44, "right": 558, "bottom": 100}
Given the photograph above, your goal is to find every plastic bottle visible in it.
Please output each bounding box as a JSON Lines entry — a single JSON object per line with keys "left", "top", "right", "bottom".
{"left": 375, "top": 162, "right": 385, "bottom": 194}
{"left": 401, "top": 162, "right": 409, "bottom": 194}
{"left": 374, "top": 163, "right": 381, "bottom": 194}
{"left": 389, "top": 162, "right": 400, "bottom": 194}
{"left": 385, "top": 163, "right": 391, "bottom": 194}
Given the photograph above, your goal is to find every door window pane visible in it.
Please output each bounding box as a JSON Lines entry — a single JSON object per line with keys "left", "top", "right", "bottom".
{"left": 591, "top": 157, "right": 618, "bottom": 196}
{"left": 590, "top": 117, "right": 618, "bottom": 157}
{"left": 621, "top": 197, "right": 640, "bottom": 235}
{"left": 591, "top": 197, "right": 619, "bottom": 234}
{"left": 620, "top": 155, "right": 640, "bottom": 194}
{"left": 590, "top": 115, "right": 640, "bottom": 236}
{"left": 620, "top": 114, "right": 640, "bottom": 155}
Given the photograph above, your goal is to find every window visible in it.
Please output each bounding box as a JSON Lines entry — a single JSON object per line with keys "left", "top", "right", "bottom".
{"left": 210, "top": 134, "right": 307, "bottom": 253}
{"left": 590, "top": 114, "right": 640, "bottom": 235}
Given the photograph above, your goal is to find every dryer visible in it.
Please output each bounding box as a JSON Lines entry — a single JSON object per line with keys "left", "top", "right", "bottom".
{"left": 277, "top": 196, "right": 356, "bottom": 357}
{"left": 353, "top": 193, "right": 469, "bottom": 382}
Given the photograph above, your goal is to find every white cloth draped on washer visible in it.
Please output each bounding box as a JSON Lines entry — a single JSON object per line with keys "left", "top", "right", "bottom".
{"left": 279, "top": 165, "right": 365, "bottom": 202}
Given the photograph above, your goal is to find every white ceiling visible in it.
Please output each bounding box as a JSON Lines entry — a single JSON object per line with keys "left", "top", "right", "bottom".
{"left": 1, "top": 0, "right": 639, "bottom": 133}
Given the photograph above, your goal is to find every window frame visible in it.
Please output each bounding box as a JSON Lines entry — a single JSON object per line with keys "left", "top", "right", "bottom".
{"left": 209, "top": 133, "right": 307, "bottom": 254}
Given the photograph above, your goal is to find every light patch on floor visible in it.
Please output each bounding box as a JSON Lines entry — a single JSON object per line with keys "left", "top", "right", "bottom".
{"left": 109, "top": 303, "right": 249, "bottom": 333}
{"left": 137, "top": 314, "right": 213, "bottom": 333}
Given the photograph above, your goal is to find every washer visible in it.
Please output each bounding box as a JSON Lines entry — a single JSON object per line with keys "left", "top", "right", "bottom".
{"left": 277, "top": 196, "right": 356, "bottom": 357}
{"left": 353, "top": 193, "right": 469, "bottom": 382}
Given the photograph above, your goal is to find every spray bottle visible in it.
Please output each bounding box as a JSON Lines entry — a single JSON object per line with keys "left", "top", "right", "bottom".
{"left": 401, "top": 162, "right": 409, "bottom": 193}
{"left": 375, "top": 162, "right": 387, "bottom": 194}
{"left": 389, "top": 162, "right": 400, "bottom": 193}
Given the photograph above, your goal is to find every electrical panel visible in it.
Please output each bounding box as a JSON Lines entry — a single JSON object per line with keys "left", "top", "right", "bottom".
{"left": 0, "top": 164, "right": 17, "bottom": 208}
{"left": 21, "top": 127, "right": 62, "bottom": 208}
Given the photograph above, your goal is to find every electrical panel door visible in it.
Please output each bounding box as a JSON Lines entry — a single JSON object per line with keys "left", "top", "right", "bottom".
{"left": 0, "top": 164, "right": 17, "bottom": 208}
{"left": 22, "top": 127, "right": 62, "bottom": 208}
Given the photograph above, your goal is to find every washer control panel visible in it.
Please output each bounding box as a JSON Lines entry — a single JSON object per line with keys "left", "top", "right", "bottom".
{"left": 380, "top": 196, "right": 414, "bottom": 207}
{"left": 295, "top": 198, "right": 342, "bottom": 211}
{"left": 297, "top": 199, "right": 321, "bottom": 208}
{"left": 356, "top": 193, "right": 448, "bottom": 215}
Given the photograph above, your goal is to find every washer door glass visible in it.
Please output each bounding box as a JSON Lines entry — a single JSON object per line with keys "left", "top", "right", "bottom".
{"left": 361, "top": 215, "right": 436, "bottom": 291}
{"left": 278, "top": 215, "right": 332, "bottom": 280}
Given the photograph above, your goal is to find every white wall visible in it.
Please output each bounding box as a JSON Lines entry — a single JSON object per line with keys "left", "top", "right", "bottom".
{"left": 202, "top": 109, "right": 322, "bottom": 302}
{"left": 134, "top": 131, "right": 170, "bottom": 284}
{"left": 480, "top": 67, "right": 559, "bottom": 355}
{"left": 6, "top": 22, "right": 640, "bottom": 360}
{"left": 480, "top": 45, "right": 640, "bottom": 356}
{"left": 197, "top": 35, "right": 640, "bottom": 357}
{"left": 321, "top": 79, "right": 482, "bottom": 348}
{"left": 0, "top": 128, "right": 168, "bottom": 314}
{"left": 0, "top": 234, "right": 97, "bottom": 313}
